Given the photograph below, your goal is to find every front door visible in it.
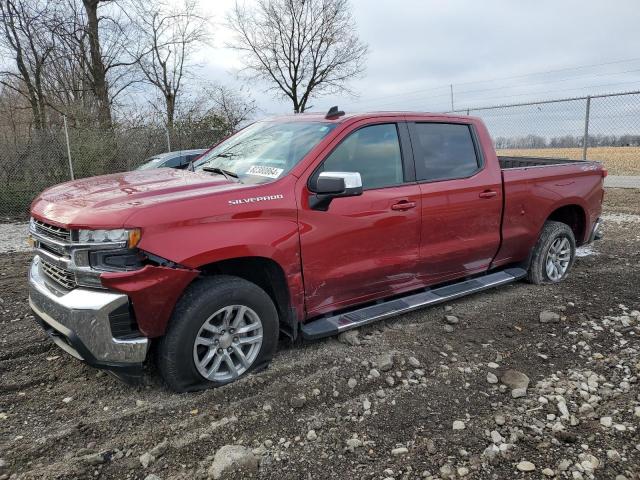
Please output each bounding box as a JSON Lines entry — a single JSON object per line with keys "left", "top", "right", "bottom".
{"left": 298, "top": 122, "right": 422, "bottom": 317}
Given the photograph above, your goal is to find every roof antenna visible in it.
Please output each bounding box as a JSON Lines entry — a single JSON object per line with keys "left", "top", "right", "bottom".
{"left": 325, "top": 105, "right": 345, "bottom": 119}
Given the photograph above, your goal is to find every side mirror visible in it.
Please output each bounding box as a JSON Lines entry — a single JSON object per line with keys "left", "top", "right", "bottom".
{"left": 310, "top": 171, "right": 363, "bottom": 211}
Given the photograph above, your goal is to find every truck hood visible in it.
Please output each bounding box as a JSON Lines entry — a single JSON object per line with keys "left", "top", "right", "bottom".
{"left": 31, "top": 168, "right": 248, "bottom": 228}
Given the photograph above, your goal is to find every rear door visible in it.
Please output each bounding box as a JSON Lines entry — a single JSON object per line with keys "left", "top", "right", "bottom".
{"left": 408, "top": 121, "right": 503, "bottom": 284}
{"left": 298, "top": 121, "right": 422, "bottom": 317}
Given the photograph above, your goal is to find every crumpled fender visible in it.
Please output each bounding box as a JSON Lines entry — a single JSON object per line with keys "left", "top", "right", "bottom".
{"left": 101, "top": 265, "right": 199, "bottom": 337}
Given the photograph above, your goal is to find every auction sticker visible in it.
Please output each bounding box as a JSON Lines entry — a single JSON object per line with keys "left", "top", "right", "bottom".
{"left": 246, "top": 165, "right": 284, "bottom": 179}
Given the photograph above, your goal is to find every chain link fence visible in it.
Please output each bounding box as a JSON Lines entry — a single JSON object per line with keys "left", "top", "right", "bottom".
{"left": 0, "top": 121, "right": 229, "bottom": 219}
{"left": 1, "top": 90, "right": 639, "bottom": 219}
{"left": 451, "top": 90, "right": 640, "bottom": 176}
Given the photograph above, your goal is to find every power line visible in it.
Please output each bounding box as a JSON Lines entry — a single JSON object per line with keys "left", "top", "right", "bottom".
{"left": 347, "top": 56, "right": 640, "bottom": 106}
{"left": 350, "top": 70, "right": 640, "bottom": 111}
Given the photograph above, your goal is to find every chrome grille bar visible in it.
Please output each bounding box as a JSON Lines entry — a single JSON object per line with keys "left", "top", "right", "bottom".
{"left": 41, "top": 258, "right": 76, "bottom": 290}
{"left": 34, "top": 219, "right": 71, "bottom": 242}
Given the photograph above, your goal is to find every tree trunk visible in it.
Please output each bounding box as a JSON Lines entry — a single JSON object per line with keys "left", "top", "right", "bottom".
{"left": 166, "top": 92, "right": 175, "bottom": 147}
{"left": 82, "top": 0, "right": 112, "bottom": 129}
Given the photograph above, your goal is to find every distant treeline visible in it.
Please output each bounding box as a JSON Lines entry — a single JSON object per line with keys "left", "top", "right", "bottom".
{"left": 494, "top": 134, "right": 640, "bottom": 149}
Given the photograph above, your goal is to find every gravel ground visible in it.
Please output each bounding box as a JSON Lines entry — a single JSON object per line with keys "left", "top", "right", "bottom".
{"left": 0, "top": 224, "right": 28, "bottom": 254}
{"left": 0, "top": 188, "right": 639, "bottom": 480}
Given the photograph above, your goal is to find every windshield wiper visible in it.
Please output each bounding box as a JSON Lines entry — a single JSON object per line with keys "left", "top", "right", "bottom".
{"left": 202, "top": 166, "right": 241, "bottom": 183}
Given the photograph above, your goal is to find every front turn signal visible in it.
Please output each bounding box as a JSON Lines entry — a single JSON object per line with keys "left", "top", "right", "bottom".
{"left": 128, "top": 229, "right": 142, "bottom": 248}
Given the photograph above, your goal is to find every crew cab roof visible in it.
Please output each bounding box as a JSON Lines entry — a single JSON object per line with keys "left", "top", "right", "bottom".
{"left": 266, "top": 111, "right": 473, "bottom": 124}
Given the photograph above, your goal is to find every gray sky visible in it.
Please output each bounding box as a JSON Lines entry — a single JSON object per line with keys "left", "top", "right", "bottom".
{"left": 196, "top": 0, "right": 640, "bottom": 118}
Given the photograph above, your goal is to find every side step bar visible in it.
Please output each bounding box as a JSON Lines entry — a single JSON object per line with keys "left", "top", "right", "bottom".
{"left": 300, "top": 267, "right": 527, "bottom": 340}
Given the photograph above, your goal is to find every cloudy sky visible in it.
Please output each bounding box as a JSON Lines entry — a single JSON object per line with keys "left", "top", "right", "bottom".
{"left": 195, "top": 0, "right": 640, "bottom": 119}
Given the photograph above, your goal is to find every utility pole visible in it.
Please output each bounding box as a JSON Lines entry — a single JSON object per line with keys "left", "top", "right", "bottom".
{"left": 450, "top": 84, "right": 455, "bottom": 111}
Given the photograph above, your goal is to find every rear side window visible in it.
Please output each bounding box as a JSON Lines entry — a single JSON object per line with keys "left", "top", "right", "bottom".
{"left": 412, "top": 123, "right": 480, "bottom": 181}
{"left": 318, "top": 123, "right": 404, "bottom": 190}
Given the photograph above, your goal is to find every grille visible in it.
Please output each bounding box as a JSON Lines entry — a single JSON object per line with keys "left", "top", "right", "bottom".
{"left": 34, "top": 219, "right": 71, "bottom": 242}
{"left": 41, "top": 259, "right": 76, "bottom": 290}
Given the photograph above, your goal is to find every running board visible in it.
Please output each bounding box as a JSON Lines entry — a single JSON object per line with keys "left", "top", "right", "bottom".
{"left": 300, "top": 267, "right": 527, "bottom": 340}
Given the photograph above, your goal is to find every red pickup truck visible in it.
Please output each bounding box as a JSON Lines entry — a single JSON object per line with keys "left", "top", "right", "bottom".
{"left": 28, "top": 109, "right": 605, "bottom": 391}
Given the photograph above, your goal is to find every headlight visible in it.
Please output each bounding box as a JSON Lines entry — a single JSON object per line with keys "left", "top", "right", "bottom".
{"left": 77, "top": 228, "right": 141, "bottom": 247}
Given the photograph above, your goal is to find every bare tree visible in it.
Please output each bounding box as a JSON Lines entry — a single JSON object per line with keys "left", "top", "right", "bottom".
{"left": 132, "top": 0, "right": 209, "bottom": 132}
{"left": 209, "top": 85, "right": 256, "bottom": 131}
{"left": 227, "top": 0, "right": 368, "bottom": 113}
{"left": 45, "top": 0, "right": 140, "bottom": 127}
{"left": 0, "top": 0, "right": 57, "bottom": 130}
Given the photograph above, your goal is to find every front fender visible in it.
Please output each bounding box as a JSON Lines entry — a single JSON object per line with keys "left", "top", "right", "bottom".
{"left": 101, "top": 265, "right": 199, "bottom": 337}
{"left": 136, "top": 217, "right": 305, "bottom": 326}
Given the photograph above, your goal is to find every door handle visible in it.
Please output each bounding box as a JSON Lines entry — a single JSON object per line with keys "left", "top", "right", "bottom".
{"left": 478, "top": 190, "right": 498, "bottom": 199}
{"left": 391, "top": 201, "right": 417, "bottom": 211}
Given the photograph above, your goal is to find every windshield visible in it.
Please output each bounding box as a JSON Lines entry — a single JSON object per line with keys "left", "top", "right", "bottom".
{"left": 194, "top": 121, "right": 336, "bottom": 184}
{"left": 137, "top": 157, "right": 164, "bottom": 170}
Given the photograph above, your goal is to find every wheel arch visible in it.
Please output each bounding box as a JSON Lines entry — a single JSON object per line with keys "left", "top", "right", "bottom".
{"left": 198, "top": 256, "right": 298, "bottom": 337}
{"left": 546, "top": 203, "right": 587, "bottom": 246}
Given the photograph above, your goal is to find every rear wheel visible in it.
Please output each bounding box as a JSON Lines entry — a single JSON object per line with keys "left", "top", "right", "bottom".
{"left": 527, "top": 221, "right": 576, "bottom": 285}
{"left": 157, "top": 275, "right": 279, "bottom": 392}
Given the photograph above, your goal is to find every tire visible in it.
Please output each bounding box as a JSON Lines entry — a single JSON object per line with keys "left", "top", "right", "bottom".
{"left": 156, "top": 275, "right": 279, "bottom": 392}
{"left": 527, "top": 221, "right": 576, "bottom": 285}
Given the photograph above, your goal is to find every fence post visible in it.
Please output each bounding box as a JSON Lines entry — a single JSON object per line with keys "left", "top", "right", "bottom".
{"left": 63, "top": 115, "right": 75, "bottom": 180}
{"left": 165, "top": 126, "right": 171, "bottom": 152}
{"left": 582, "top": 96, "right": 591, "bottom": 160}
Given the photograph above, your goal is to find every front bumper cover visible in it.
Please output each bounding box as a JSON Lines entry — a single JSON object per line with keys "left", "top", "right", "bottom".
{"left": 28, "top": 256, "right": 149, "bottom": 375}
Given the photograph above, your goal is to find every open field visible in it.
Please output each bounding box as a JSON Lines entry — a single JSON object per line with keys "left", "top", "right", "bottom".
{"left": 497, "top": 146, "right": 640, "bottom": 176}
{"left": 1, "top": 188, "right": 639, "bottom": 479}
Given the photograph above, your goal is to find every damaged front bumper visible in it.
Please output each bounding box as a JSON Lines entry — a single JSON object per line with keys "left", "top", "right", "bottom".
{"left": 28, "top": 256, "right": 149, "bottom": 378}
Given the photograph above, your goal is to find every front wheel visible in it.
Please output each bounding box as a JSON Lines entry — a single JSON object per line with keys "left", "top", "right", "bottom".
{"left": 527, "top": 221, "right": 576, "bottom": 285}
{"left": 156, "top": 275, "right": 279, "bottom": 392}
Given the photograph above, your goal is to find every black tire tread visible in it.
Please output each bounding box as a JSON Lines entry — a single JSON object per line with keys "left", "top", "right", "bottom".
{"left": 526, "top": 221, "right": 576, "bottom": 285}
{"left": 156, "top": 275, "right": 279, "bottom": 392}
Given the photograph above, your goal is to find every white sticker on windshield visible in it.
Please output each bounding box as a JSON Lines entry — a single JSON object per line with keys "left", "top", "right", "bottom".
{"left": 246, "top": 165, "right": 284, "bottom": 179}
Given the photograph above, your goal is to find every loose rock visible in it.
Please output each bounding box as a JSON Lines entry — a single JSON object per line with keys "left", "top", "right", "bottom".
{"left": 516, "top": 461, "right": 536, "bottom": 472}
{"left": 501, "top": 369, "right": 530, "bottom": 390}
{"left": 338, "top": 330, "right": 360, "bottom": 346}
{"left": 290, "top": 395, "right": 306, "bottom": 408}
{"left": 377, "top": 353, "right": 394, "bottom": 372}
{"left": 208, "top": 445, "right": 260, "bottom": 480}
{"left": 444, "top": 315, "right": 459, "bottom": 325}
{"left": 452, "top": 420, "right": 465, "bottom": 430}
{"left": 539, "top": 311, "right": 561, "bottom": 323}
{"left": 391, "top": 447, "right": 408, "bottom": 456}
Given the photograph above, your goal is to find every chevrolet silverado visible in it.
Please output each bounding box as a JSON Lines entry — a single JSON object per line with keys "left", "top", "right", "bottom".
{"left": 28, "top": 108, "right": 605, "bottom": 391}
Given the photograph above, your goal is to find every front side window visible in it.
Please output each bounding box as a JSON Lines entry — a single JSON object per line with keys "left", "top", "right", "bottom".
{"left": 317, "top": 123, "right": 404, "bottom": 190}
{"left": 413, "top": 123, "right": 480, "bottom": 181}
{"left": 195, "top": 121, "right": 337, "bottom": 184}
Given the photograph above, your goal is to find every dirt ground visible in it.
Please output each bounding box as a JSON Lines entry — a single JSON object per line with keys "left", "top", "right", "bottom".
{"left": 1, "top": 189, "right": 639, "bottom": 480}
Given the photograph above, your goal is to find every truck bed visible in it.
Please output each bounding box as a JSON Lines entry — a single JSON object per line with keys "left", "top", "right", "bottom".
{"left": 494, "top": 155, "right": 604, "bottom": 268}
{"left": 498, "top": 156, "right": 584, "bottom": 169}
